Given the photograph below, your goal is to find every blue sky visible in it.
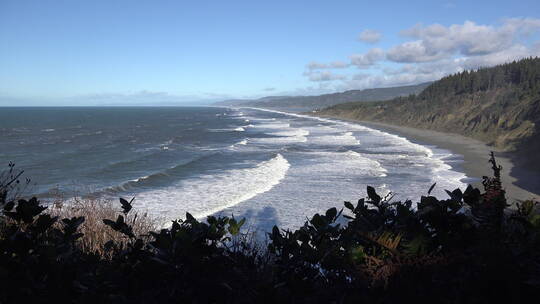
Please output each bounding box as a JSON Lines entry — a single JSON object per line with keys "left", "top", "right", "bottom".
{"left": 1, "top": 0, "right": 540, "bottom": 105}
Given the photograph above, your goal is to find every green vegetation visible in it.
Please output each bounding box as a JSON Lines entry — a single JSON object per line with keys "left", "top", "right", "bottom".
{"left": 1, "top": 154, "right": 539, "bottom": 303}
{"left": 320, "top": 57, "right": 540, "bottom": 169}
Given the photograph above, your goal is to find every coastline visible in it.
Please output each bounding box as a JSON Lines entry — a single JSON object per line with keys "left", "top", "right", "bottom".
{"left": 315, "top": 114, "right": 539, "bottom": 203}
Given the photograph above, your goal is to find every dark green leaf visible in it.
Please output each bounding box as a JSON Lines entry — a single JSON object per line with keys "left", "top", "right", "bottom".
{"left": 428, "top": 183, "right": 437, "bottom": 195}
{"left": 367, "top": 186, "right": 381, "bottom": 204}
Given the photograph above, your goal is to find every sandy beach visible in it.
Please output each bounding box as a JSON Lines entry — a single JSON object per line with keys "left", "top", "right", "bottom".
{"left": 317, "top": 115, "right": 539, "bottom": 203}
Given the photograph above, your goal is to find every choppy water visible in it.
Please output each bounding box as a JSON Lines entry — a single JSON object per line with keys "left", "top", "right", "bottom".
{"left": 0, "top": 106, "right": 467, "bottom": 230}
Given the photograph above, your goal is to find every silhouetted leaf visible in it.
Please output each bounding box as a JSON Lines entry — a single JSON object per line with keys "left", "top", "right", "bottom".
{"left": 185, "top": 212, "right": 196, "bottom": 222}
{"left": 367, "top": 186, "right": 381, "bottom": 204}
{"left": 32, "top": 214, "right": 58, "bottom": 233}
{"left": 428, "top": 183, "right": 437, "bottom": 195}
{"left": 326, "top": 207, "right": 337, "bottom": 220}
{"left": 3, "top": 200, "right": 14, "bottom": 211}
{"left": 119, "top": 197, "right": 133, "bottom": 214}
{"left": 445, "top": 188, "right": 463, "bottom": 201}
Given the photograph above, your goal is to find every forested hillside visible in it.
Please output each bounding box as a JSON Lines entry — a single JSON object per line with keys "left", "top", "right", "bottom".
{"left": 320, "top": 57, "right": 540, "bottom": 168}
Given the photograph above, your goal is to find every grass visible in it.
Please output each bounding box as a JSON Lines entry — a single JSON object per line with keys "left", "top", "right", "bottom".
{"left": 46, "top": 194, "right": 158, "bottom": 257}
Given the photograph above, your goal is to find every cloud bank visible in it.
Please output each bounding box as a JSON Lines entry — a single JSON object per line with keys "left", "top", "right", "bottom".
{"left": 358, "top": 29, "right": 382, "bottom": 43}
{"left": 304, "top": 18, "right": 540, "bottom": 91}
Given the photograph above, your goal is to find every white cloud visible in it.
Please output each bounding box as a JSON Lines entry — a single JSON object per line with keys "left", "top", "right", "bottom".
{"left": 386, "top": 40, "right": 447, "bottom": 63}
{"left": 350, "top": 48, "right": 385, "bottom": 68}
{"left": 454, "top": 44, "right": 539, "bottom": 69}
{"left": 352, "top": 73, "right": 370, "bottom": 80}
{"left": 502, "top": 18, "right": 540, "bottom": 36}
{"left": 302, "top": 18, "right": 540, "bottom": 91}
{"left": 533, "top": 41, "right": 540, "bottom": 53}
{"left": 358, "top": 29, "right": 382, "bottom": 43}
{"left": 304, "top": 71, "right": 347, "bottom": 82}
{"left": 306, "top": 61, "right": 349, "bottom": 70}
{"left": 389, "top": 19, "right": 540, "bottom": 63}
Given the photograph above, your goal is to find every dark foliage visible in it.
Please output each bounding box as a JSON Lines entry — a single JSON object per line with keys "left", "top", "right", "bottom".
{"left": 1, "top": 155, "right": 539, "bottom": 303}
{"left": 420, "top": 57, "right": 540, "bottom": 98}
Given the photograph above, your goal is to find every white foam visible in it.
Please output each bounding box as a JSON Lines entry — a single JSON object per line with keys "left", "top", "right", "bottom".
{"left": 228, "top": 139, "right": 249, "bottom": 149}
{"left": 244, "top": 117, "right": 276, "bottom": 122}
{"left": 250, "top": 136, "right": 307, "bottom": 145}
{"left": 133, "top": 154, "right": 291, "bottom": 224}
{"left": 309, "top": 131, "right": 360, "bottom": 146}
{"left": 252, "top": 122, "right": 291, "bottom": 129}
{"left": 298, "top": 151, "right": 388, "bottom": 178}
{"left": 270, "top": 129, "right": 310, "bottom": 137}
{"left": 262, "top": 129, "right": 310, "bottom": 144}
{"left": 243, "top": 107, "right": 467, "bottom": 190}
{"left": 159, "top": 140, "right": 173, "bottom": 150}
{"left": 128, "top": 174, "right": 152, "bottom": 184}
{"left": 209, "top": 126, "right": 249, "bottom": 132}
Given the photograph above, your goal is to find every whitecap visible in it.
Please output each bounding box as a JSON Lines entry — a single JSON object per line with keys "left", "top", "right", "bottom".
{"left": 132, "top": 154, "right": 291, "bottom": 224}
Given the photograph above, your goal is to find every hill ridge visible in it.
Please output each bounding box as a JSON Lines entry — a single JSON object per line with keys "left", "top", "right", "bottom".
{"left": 214, "top": 82, "right": 431, "bottom": 110}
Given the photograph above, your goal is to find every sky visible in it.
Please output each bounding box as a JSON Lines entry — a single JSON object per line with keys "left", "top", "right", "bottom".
{"left": 1, "top": 0, "right": 540, "bottom": 105}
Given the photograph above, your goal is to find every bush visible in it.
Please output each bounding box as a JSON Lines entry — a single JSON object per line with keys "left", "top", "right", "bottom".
{"left": 0, "top": 154, "right": 539, "bottom": 303}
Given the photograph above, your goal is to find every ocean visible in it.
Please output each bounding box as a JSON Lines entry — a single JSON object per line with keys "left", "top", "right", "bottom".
{"left": 0, "top": 106, "right": 467, "bottom": 231}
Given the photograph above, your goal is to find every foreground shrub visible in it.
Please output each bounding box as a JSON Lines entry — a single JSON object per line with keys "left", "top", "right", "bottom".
{"left": 0, "top": 153, "right": 539, "bottom": 303}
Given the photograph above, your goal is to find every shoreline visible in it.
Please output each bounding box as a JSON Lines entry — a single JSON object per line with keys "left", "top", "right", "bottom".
{"left": 315, "top": 114, "right": 539, "bottom": 203}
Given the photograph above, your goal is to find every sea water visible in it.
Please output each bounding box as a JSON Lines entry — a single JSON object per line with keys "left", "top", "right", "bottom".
{"left": 0, "top": 106, "right": 466, "bottom": 231}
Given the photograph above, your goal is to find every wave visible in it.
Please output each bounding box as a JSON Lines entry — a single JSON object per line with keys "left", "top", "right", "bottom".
{"left": 309, "top": 132, "right": 360, "bottom": 146}
{"left": 251, "top": 135, "right": 307, "bottom": 144}
{"left": 243, "top": 107, "right": 466, "bottom": 187}
{"left": 252, "top": 122, "right": 290, "bottom": 129}
{"left": 69, "top": 130, "right": 104, "bottom": 139}
{"left": 228, "top": 139, "right": 249, "bottom": 149}
{"left": 244, "top": 107, "right": 435, "bottom": 157}
{"left": 257, "top": 128, "right": 310, "bottom": 144}
{"left": 104, "top": 152, "right": 220, "bottom": 193}
{"left": 270, "top": 129, "right": 310, "bottom": 137}
{"left": 299, "top": 150, "right": 388, "bottom": 178}
{"left": 229, "top": 111, "right": 245, "bottom": 119}
{"left": 209, "top": 124, "right": 253, "bottom": 133}
{"left": 344, "top": 150, "right": 388, "bottom": 177}
{"left": 132, "top": 154, "right": 291, "bottom": 223}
